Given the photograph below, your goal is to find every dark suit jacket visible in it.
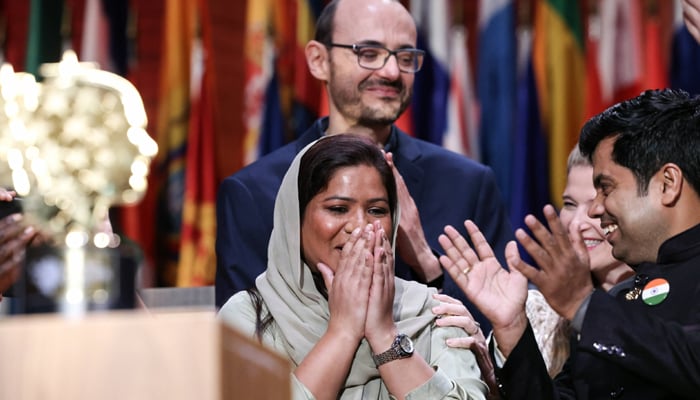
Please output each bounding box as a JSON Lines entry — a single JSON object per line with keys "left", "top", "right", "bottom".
{"left": 495, "top": 223, "right": 700, "bottom": 399}
{"left": 215, "top": 118, "right": 514, "bottom": 330}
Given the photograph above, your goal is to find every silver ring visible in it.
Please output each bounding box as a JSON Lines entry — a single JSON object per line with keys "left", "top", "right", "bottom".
{"left": 468, "top": 321, "right": 480, "bottom": 335}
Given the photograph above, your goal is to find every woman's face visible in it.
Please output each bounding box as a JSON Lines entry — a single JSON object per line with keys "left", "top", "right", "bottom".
{"left": 301, "top": 164, "right": 393, "bottom": 272}
{"left": 560, "top": 165, "right": 624, "bottom": 274}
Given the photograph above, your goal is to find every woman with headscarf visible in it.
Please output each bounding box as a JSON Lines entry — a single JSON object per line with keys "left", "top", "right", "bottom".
{"left": 219, "top": 134, "right": 487, "bottom": 400}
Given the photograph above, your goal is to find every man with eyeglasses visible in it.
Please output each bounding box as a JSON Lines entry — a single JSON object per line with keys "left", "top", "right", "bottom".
{"left": 325, "top": 43, "right": 425, "bottom": 75}
{"left": 215, "top": 0, "right": 513, "bottom": 339}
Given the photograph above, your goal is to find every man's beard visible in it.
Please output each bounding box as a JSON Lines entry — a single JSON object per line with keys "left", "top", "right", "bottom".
{"left": 329, "top": 73, "right": 411, "bottom": 127}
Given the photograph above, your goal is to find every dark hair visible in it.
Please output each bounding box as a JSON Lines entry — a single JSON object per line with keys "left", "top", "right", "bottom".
{"left": 579, "top": 89, "right": 700, "bottom": 195}
{"left": 298, "top": 134, "right": 397, "bottom": 222}
{"left": 248, "top": 288, "right": 273, "bottom": 341}
{"left": 313, "top": 0, "right": 339, "bottom": 46}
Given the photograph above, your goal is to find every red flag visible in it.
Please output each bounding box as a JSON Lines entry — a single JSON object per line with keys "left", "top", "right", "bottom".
{"left": 596, "top": 0, "right": 644, "bottom": 106}
{"left": 242, "top": 0, "right": 275, "bottom": 163}
{"left": 145, "top": 0, "right": 197, "bottom": 286}
{"left": 177, "top": 35, "right": 217, "bottom": 286}
{"left": 642, "top": 13, "right": 669, "bottom": 90}
{"left": 2, "top": 1, "right": 30, "bottom": 69}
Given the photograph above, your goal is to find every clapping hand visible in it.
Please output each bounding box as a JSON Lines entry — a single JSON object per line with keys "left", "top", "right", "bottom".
{"left": 512, "top": 205, "right": 593, "bottom": 320}
{"left": 439, "top": 220, "right": 528, "bottom": 357}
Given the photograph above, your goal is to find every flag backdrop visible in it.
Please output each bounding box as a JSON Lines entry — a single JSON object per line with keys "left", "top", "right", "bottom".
{"left": 596, "top": 0, "right": 644, "bottom": 108}
{"left": 149, "top": 0, "right": 198, "bottom": 285}
{"left": 641, "top": 6, "right": 669, "bottom": 91}
{"left": 411, "top": 0, "right": 451, "bottom": 145}
{"left": 533, "top": 0, "right": 586, "bottom": 207}
{"left": 670, "top": 0, "right": 700, "bottom": 95}
{"left": 477, "top": 0, "right": 516, "bottom": 202}
{"left": 177, "top": 30, "right": 217, "bottom": 286}
{"left": 24, "top": 0, "right": 63, "bottom": 78}
{"left": 444, "top": 27, "right": 480, "bottom": 160}
{"left": 291, "top": 0, "right": 324, "bottom": 137}
{"left": 3, "top": 0, "right": 697, "bottom": 287}
{"left": 242, "top": 0, "right": 275, "bottom": 165}
{"left": 1, "top": 1, "right": 30, "bottom": 69}
{"left": 510, "top": 27, "right": 550, "bottom": 232}
{"left": 80, "top": 0, "right": 112, "bottom": 71}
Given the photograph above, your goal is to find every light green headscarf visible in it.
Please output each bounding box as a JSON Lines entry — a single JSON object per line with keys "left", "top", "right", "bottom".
{"left": 255, "top": 136, "right": 440, "bottom": 396}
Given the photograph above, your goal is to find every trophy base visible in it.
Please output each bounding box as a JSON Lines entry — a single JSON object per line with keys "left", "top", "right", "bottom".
{"left": 6, "top": 242, "right": 138, "bottom": 315}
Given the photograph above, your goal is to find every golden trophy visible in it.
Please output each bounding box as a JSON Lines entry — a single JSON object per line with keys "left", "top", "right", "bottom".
{"left": 0, "top": 50, "right": 157, "bottom": 315}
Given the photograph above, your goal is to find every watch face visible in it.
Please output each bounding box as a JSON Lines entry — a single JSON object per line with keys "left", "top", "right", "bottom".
{"left": 398, "top": 335, "right": 414, "bottom": 354}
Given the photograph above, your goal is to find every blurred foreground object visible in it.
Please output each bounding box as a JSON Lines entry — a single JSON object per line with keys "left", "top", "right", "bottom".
{"left": 0, "top": 311, "right": 291, "bottom": 400}
{"left": 0, "top": 50, "right": 158, "bottom": 315}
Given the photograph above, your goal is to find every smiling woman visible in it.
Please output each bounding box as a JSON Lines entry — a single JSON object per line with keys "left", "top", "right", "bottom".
{"left": 218, "top": 134, "right": 487, "bottom": 400}
{"left": 559, "top": 146, "right": 634, "bottom": 292}
{"left": 300, "top": 164, "right": 393, "bottom": 278}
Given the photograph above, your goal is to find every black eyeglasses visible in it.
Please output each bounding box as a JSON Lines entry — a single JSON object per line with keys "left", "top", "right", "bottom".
{"left": 328, "top": 43, "right": 425, "bottom": 73}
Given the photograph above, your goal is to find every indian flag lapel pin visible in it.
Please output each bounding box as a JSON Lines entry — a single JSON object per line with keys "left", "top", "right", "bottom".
{"left": 641, "top": 278, "right": 670, "bottom": 306}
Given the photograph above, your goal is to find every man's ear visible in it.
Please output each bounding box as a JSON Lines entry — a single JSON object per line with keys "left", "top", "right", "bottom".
{"left": 306, "top": 40, "right": 330, "bottom": 82}
{"left": 659, "top": 163, "right": 683, "bottom": 206}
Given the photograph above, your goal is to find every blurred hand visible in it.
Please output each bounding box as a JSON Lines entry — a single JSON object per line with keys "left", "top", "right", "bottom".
{"left": 0, "top": 189, "right": 38, "bottom": 298}
{"left": 384, "top": 152, "right": 442, "bottom": 283}
{"left": 683, "top": 0, "right": 700, "bottom": 44}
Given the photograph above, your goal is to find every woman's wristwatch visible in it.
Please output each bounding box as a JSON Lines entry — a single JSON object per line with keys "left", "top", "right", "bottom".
{"left": 372, "top": 333, "right": 414, "bottom": 366}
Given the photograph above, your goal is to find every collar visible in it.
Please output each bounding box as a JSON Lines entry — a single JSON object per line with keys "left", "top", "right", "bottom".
{"left": 384, "top": 125, "right": 399, "bottom": 153}
{"left": 312, "top": 117, "right": 399, "bottom": 153}
{"left": 656, "top": 222, "right": 700, "bottom": 265}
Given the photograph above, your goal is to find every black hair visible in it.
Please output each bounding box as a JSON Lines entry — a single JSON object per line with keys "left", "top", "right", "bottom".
{"left": 579, "top": 89, "right": 700, "bottom": 195}
{"left": 313, "top": 0, "right": 339, "bottom": 46}
{"left": 247, "top": 288, "right": 274, "bottom": 341}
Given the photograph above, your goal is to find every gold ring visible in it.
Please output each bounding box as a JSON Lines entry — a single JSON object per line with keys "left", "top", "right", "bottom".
{"left": 462, "top": 266, "right": 472, "bottom": 275}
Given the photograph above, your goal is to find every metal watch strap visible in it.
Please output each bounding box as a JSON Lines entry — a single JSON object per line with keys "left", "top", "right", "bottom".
{"left": 372, "top": 346, "right": 401, "bottom": 366}
{"left": 372, "top": 334, "right": 412, "bottom": 367}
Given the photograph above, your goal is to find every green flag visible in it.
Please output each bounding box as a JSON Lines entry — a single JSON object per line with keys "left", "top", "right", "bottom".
{"left": 25, "top": 0, "right": 64, "bottom": 78}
